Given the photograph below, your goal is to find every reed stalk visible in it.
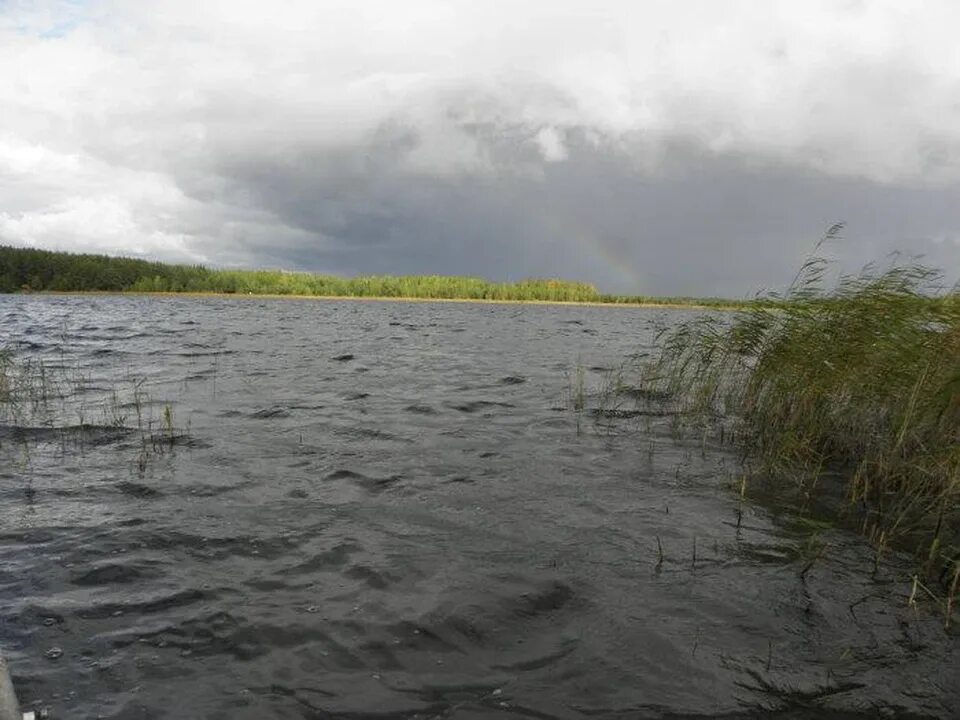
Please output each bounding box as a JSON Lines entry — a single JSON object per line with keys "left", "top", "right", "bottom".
{"left": 642, "top": 226, "right": 960, "bottom": 585}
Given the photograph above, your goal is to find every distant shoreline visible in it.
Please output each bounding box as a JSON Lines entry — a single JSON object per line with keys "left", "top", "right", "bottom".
{"left": 1, "top": 245, "right": 750, "bottom": 309}
{"left": 24, "top": 290, "right": 746, "bottom": 311}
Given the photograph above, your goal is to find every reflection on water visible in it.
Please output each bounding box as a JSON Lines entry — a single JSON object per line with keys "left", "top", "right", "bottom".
{"left": 1, "top": 295, "right": 957, "bottom": 719}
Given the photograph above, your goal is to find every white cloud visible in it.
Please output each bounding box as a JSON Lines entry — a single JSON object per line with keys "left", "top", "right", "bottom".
{"left": 535, "top": 127, "right": 568, "bottom": 163}
{"left": 6, "top": 0, "right": 959, "bottom": 179}
{"left": 0, "top": 196, "right": 192, "bottom": 257}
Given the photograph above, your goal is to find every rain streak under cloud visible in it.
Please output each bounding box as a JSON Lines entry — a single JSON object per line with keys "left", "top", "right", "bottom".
{"left": 2, "top": 0, "right": 960, "bottom": 295}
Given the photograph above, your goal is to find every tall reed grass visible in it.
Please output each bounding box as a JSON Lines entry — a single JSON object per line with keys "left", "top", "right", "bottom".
{"left": 0, "top": 346, "right": 64, "bottom": 425}
{"left": 643, "top": 225, "right": 959, "bottom": 589}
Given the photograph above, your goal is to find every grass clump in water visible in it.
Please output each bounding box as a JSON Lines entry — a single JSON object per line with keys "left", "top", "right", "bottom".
{"left": 0, "top": 346, "right": 65, "bottom": 425}
{"left": 0, "top": 346, "right": 187, "bottom": 474}
{"left": 643, "top": 225, "right": 960, "bottom": 591}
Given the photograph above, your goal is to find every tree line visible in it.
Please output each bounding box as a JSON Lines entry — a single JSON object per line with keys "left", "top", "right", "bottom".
{"left": 0, "top": 245, "right": 606, "bottom": 302}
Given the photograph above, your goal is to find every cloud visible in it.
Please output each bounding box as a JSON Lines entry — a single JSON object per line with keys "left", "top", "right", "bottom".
{"left": 535, "top": 127, "right": 569, "bottom": 163}
{"left": 1, "top": 0, "right": 959, "bottom": 293}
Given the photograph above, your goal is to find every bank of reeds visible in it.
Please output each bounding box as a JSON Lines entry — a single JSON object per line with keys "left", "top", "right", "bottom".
{"left": 642, "top": 227, "right": 959, "bottom": 593}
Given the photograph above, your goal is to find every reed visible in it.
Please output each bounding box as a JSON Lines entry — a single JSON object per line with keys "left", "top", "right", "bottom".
{"left": 641, "top": 225, "right": 960, "bottom": 585}
{"left": 0, "top": 349, "right": 63, "bottom": 425}
{"left": 0, "top": 348, "right": 10, "bottom": 405}
{"left": 0, "top": 347, "right": 184, "bottom": 471}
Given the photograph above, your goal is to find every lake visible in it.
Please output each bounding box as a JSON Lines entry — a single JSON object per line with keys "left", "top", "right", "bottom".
{"left": 1, "top": 295, "right": 957, "bottom": 719}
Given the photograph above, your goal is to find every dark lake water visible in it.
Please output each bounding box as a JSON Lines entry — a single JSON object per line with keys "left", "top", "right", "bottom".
{"left": 1, "top": 295, "right": 957, "bottom": 719}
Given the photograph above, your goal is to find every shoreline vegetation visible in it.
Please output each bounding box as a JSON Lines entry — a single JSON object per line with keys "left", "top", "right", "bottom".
{"left": 637, "top": 225, "right": 959, "bottom": 619}
{"left": 0, "top": 245, "right": 753, "bottom": 308}
{"left": 33, "top": 290, "right": 742, "bottom": 310}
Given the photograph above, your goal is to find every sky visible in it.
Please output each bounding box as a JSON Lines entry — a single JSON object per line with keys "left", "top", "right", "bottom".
{"left": 1, "top": 0, "right": 959, "bottom": 296}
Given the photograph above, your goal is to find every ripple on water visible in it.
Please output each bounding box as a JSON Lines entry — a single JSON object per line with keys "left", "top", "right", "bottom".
{"left": 1, "top": 295, "right": 957, "bottom": 719}
{"left": 324, "top": 469, "right": 403, "bottom": 494}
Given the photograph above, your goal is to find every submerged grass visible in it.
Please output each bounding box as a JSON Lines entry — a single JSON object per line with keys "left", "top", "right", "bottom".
{"left": 0, "top": 345, "right": 184, "bottom": 472}
{"left": 0, "top": 346, "right": 67, "bottom": 425}
{"left": 640, "top": 225, "right": 959, "bottom": 606}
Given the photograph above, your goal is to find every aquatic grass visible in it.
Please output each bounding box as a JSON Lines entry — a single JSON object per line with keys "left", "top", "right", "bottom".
{"left": 0, "top": 348, "right": 11, "bottom": 405}
{"left": 0, "top": 348, "right": 64, "bottom": 425}
{"left": 640, "top": 227, "right": 960, "bottom": 591}
{"left": 0, "top": 347, "right": 186, "bottom": 472}
{"left": 563, "top": 359, "right": 589, "bottom": 435}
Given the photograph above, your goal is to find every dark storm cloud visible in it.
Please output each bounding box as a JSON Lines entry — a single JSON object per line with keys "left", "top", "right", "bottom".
{"left": 187, "top": 130, "right": 960, "bottom": 295}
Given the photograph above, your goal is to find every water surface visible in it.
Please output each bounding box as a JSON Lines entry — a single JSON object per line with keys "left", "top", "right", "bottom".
{"left": 1, "top": 295, "right": 957, "bottom": 719}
